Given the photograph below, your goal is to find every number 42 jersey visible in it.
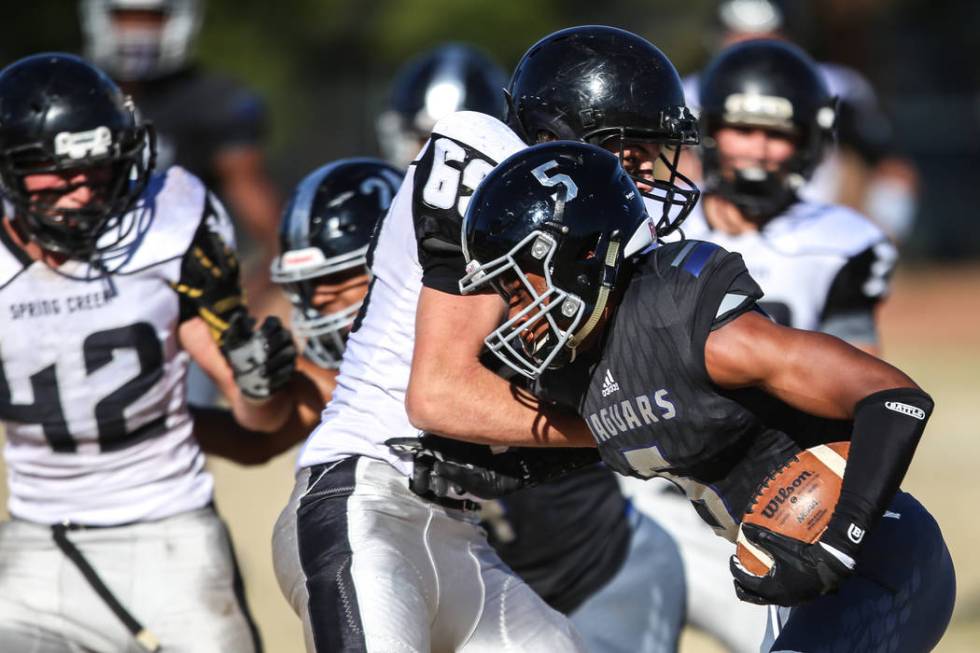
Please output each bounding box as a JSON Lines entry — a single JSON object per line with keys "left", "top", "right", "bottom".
{"left": 0, "top": 167, "right": 227, "bottom": 526}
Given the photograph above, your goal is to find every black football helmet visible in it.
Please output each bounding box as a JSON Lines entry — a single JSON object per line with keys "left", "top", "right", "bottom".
{"left": 506, "top": 25, "right": 700, "bottom": 238}
{"left": 271, "top": 158, "right": 403, "bottom": 368}
{"left": 460, "top": 141, "right": 651, "bottom": 379}
{"left": 0, "top": 53, "right": 155, "bottom": 261}
{"left": 699, "top": 39, "right": 836, "bottom": 220}
{"left": 377, "top": 43, "right": 507, "bottom": 169}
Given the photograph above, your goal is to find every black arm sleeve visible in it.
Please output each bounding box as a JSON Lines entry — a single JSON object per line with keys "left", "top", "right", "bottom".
{"left": 822, "top": 387, "right": 934, "bottom": 557}
{"left": 420, "top": 241, "right": 468, "bottom": 295}
{"left": 174, "top": 194, "right": 243, "bottom": 324}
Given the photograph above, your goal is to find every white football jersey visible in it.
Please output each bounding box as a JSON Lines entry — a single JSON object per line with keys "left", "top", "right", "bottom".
{"left": 0, "top": 166, "right": 229, "bottom": 525}
{"left": 299, "top": 112, "right": 526, "bottom": 474}
{"left": 682, "top": 199, "right": 896, "bottom": 335}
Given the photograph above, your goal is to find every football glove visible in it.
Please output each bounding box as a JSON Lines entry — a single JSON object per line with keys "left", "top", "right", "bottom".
{"left": 387, "top": 434, "right": 599, "bottom": 501}
{"left": 221, "top": 313, "right": 297, "bottom": 401}
{"left": 171, "top": 222, "right": 245, "bottom": 343}
{"left": 730, "top": 523, "right": 854, "bottom": 607}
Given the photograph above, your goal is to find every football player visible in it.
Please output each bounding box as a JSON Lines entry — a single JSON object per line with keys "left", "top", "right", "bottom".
{"left": 622, "top": 39, "right": 900, "bottom": 652}
{"left": 451, "top": 140, "right": 955, "bottom": 652}
{"left": 376, "top": 38, "right": 690, "bottom": 653}
{"left": 0, "top": 53, "right": 294, "bottom": 651}
{"left": 685, "top": 0, "right": 921, "bottom": 243}
{"left": 275, "top": 25, "right": 698, "bottom": 652}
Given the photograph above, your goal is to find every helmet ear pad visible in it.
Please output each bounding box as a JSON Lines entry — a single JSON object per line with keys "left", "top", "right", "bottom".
{"left": 511, "top": 100, "right": 580, "bottom": 144}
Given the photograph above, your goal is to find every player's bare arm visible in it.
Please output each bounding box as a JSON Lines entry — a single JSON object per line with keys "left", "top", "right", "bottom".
{"left": 191, "top": 356, "right": 331, "bottom": 464}
{"left": 177, "top": 316, "right": 292, "bottom": 430}
{"left": 704, "top": 309, "right": 915, "bottom": 417}
{"left": 407, "top": 287, "right": 595, "bottom": 447}
{"left": 707, "top": 308, "right": 933, "bottom": 604}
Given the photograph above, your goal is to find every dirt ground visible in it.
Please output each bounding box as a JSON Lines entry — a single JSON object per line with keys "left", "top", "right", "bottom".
{"left": 2, "top": 263, "right": 978, "bottom": 652}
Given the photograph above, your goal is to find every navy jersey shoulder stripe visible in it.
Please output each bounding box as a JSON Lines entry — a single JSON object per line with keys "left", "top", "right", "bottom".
{"left": 669, "top": 240, "right": 721, "bottom": 278}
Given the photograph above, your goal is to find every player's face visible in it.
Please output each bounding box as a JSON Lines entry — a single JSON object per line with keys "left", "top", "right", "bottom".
{"left": 499, "top": 270, "right": 564, "bottom": 355}
{"left": 603, "top": 141, "right": 661, "bottom": 192}
{"left": 111, "top": 9, "right": 167, "bottom": 32}
{"left": 308, "top": 267, "right": 370, "bottom": 331}
{"left": 714, "top": 125, "right": 797, "bottom": 175}
{"left": 21, "top": 167, "right": 114, "bottom": 216}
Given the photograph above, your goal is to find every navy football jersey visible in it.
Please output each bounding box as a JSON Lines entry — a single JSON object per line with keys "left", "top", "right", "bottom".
{"left": 571, "top": 240, "right": 853, "bottom": 541}
{"left": 131, "top": 66, "right": 266, "bottom": 191}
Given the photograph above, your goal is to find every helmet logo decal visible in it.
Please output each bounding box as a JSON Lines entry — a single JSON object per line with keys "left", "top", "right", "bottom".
{"left": 723, "top": 93, "right": 793, "bottom": 124}
{"left": 359, "top": 176, "right": 395, "bottom": 212}
{"left": 54, "top": 126, "right": 113, "bottom": 159}
{"left": 531, "top": 160, "right": 578, "bottom": 202}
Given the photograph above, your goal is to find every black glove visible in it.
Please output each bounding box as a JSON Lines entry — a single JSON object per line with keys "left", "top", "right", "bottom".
{"left": 172, "top": 221, "right": 245, "bottom": 342}
{"left": 387, "top": 433, "right": 599, "bottom": 501}
{"left": 730, "top": 523, "right": 854, "bottom": 607}
{"left": 221, "top": 313, "right": 297, "bottom": 400}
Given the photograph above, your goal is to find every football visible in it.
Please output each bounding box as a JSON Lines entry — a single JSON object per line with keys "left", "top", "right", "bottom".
{"left": 736, "top": 442, "right": 850, "bottom": 576}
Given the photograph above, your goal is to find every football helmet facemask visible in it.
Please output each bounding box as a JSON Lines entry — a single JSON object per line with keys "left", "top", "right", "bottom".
{"left": 460, "top": 142, "right": 651, "bottom": 379}
{"left": 0, "top": 53, "right": 155, "bottom": 262}
{"left": 699, "top": 39, "right": 836, "bottom": 221}
{"left": 506, "top": 25, "right": 700, "bottom": 238}
{"left": 271, "top": 158, "right": 403, "bottom": 368}
{"left": 377, "top": 43, "right": 507, "bottom": 169}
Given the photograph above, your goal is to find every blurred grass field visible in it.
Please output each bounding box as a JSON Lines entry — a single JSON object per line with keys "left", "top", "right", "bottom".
{"left": 2, "top": 264, "right": 978, "bottom": 652}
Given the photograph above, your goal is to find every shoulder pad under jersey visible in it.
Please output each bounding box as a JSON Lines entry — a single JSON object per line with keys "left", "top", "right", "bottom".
{"left": 428, "top": 111, "right": 526, "bottom": 164}
{"left": 114, "top": 166, "right": 212, "bottom": 274}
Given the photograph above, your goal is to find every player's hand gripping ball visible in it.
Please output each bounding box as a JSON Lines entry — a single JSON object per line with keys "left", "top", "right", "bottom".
{"left": 730, "top": 442, "right": 855, "bottom": 606}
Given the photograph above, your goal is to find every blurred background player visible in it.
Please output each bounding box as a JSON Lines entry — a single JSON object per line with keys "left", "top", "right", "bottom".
{"left": 79, "top": 0, "right": 284, "bottom": 334}
{"left": 0, "top": 53, "right": 295, "bottom": 652}
{"left": 681, "top": 0, "right": 920, "bottom": 244}
{"left": 376, "top": 42, "right": 508, "bottom": 170}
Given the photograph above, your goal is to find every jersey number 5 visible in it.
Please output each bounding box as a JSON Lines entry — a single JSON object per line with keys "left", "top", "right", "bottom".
{"left": 0, "top": 322, "right": 164, "bottom": 453}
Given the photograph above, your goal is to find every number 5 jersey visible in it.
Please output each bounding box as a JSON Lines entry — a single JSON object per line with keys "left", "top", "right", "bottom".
{"left": 0, "top": 166, "right": 233, "bottom": 526}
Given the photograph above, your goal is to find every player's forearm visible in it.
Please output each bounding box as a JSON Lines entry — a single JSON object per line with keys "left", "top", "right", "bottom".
{"left": 191, "top": 404, "right": 305, "bottom": 465}
{"left": 228, "top": 389, "right": 293, "bottom": 432}
{"left": 824, "top": 386, "right": 933, "bottom": 558}
{"left": 407, "top": 361, "right": 594, "bottom": 447}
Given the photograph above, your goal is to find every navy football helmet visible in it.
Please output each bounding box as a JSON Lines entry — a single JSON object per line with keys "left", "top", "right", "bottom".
{"left": 699, "top": 39, "right": 836, "bottom": 219}
{"left": 507, "top": 25, "right": 700, "bottom": 238}
{"left": 377, "top": 43, "right": 507, "bottom": 169}
{"left": 461, "top": 141, "right": 651, "bottom": 378}
{"left": 0, "top": 53, "right": 155, "bottom": 261}
{"left": 271, "top": 158, "right": 403, "bottom": 368}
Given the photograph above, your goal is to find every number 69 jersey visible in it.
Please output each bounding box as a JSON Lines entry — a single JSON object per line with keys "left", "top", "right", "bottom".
{"left": 299, "top": 112, "right": 526, "bottom": 473}
{"left": 0, "top": 167, "right": 227, "bottom": 526}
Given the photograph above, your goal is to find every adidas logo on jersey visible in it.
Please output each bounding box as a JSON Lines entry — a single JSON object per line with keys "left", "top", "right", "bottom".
{"left": 601, "top": 369, "right": 620, "bottom": 397}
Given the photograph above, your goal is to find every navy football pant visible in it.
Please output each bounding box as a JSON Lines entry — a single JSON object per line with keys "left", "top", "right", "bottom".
{"left": 764, "top": 491, "right": 955, "bottom": 653}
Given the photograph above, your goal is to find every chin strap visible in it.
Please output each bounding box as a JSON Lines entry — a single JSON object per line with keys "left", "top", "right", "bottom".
{"left": 567, "top": 235, "right": 620, "bottom": 351}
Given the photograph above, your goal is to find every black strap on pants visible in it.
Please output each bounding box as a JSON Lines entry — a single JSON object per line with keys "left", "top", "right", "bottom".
{"left": 51, "top": 522, "right": 162, "bottom": 652}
